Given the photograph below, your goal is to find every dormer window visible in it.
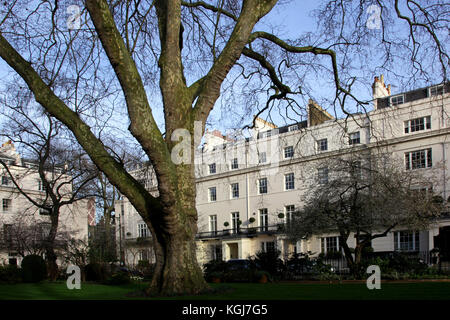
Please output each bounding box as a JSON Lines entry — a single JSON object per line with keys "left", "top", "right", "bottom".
{"left": 288, "top": 125, "right": 298, "bottom": 132}
{"left": 260, "top": 130, "right": 272, "bottom": 138}
{"left": 428, "top": 84, "right": 444, "bottom": 97}
{"left": 390, "top": 94, "right": 404, "bottom": 106}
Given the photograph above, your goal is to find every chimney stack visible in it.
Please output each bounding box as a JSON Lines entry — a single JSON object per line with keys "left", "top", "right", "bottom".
{"left": 372, "top": 74, "right": 391, "bottom": 109}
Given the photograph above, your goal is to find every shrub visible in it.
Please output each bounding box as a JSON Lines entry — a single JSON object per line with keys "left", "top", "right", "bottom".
{"left": 253, "top": 250, "right": 285, "bottom": 278}
{"left": 0, "top": 264, "right": 22, "bottom": 284}
{"left": 208, "top": 271, "right": 224, "bottom": 283}
{"left": 286, "top": 253, "right": 315, "bottom": 275}
{"left": 136, "top": 260, "right": 155, "bottom": 280}
{"left": 85, "top": 263, "right": 110, "bottom": 282}
{"left": 103, "top": 271, "right": 130, "bottom": 285}
{"left": 387, "top": 252, "right": 428, "bottom": 274}
{"left": 254, "top": 270, "right": 271, "bottom": 283}
{"left": 223, "top": 269, "right": 254, "bottom": 282}
{"left": 203, "top": 260, "right": 228, "bottom": 282}
{"left": 21, "top": 255, "right": 47, "bottom": 283}
{"left": 316, "top": 272, "right": 341, "bottom": 281}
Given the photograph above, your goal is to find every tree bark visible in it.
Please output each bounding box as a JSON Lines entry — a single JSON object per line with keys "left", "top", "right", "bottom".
{"left": 145, "top": 164, "right": 209, "bottom": 295}
{"left": 45, "top": 213, "right": 60, "bottom": 281}
{"left": 147, "top": 222, "right": 208, "bottom": 296}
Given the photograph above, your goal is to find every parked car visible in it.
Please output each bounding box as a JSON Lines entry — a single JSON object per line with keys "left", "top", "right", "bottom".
{"left": 227, "top": 259, "right": 261, "bottom": 271}
{"left": 227, "top": 259, "right": 251, "bottom": 271}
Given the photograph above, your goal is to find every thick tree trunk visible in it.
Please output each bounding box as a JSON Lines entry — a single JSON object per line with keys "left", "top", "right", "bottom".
{"left": 45, "top": 247, "right": 59, "bottom": 281}
{"left": 144, "top": 213, "right": 209, "bottom": 296}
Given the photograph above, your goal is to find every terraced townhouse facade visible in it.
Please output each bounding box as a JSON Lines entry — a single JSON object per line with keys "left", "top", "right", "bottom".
{"left": 0, "top": 142, "right": 90, "bottom": 266}
{"left": 115, "top": 76, "right": 450, "bottom": 267}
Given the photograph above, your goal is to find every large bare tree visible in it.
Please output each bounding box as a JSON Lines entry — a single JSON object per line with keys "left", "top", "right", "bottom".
{"left": 0, "top": 0, "right": 447, "bottom": 294}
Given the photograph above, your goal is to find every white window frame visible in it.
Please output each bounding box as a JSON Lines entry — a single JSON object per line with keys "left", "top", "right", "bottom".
{"left": 284, "top": 146, "right": 294, "bottom": 159}
{"left": 317, "top": 138, "right": 328, "bottom": 152}
{"left": 349, "top": 132, "right": 360, "bottom": 145}
{"left": 208, "top": 163, "right": 216, "bottom": 174}
{"left": 258, "top": 152, "right": 267, "bottom": 164}
{"left": 288, "top": 125, "right": 298, "bottom": 132}
{"left": 209, "top": 215, "right": 217, "bottom": 234}
{"left": 230, "top": 183, "right": 239, "bottom": 199}
{"left": 1, "top": 175, "right": 9, "bottom": 186}
{"left": 38, "top": 180, "right": 47, "bottom": 192}
{"left": 258, "top": 177, "right": 268, "bottom": 194}
{"left": 231, "top": 212, "right": 240, "bottom": 233}
{"left": 428, "top": 84, "right": 445, "bottom": 97}
{"left": 404, "top": 116, "right": 431, "bottom": 134}
{"left": 405, "top": 148, "right": 432, "bottom": 170}
{"left": 284, "top": 173, "right": 295, "bottom": 190}
{"left": 390, "top": 94, "right": 404, "bottom": 106}
{"left": 318, "top": 167, "right": 329, "bottom": 184}
{"left": 259, "top": 208, "right": 268, "bottom": 231}
{"left": 261, "top": 241, "right": 275, "bottom": 252}
{"left": 285, "top": 205, "right": 295, "bottom": 223}
{"left": 394, "top": 231, "right": 420, "bottom": 252}
{"left": 230, "top": 158, "right": 239, "bottom": 170}
{"left": 2, "top": 198, "right": 11, "bottom": 212}
{"left": 138, "top": 249, "right": 149, "bottom": 262}
{"left": 351, "top": 161, "right": 362, "bottom": 180}
{"left": 137, "top": 223, "right": 149, "bottom": 238}
{"left": 208, "top": 187, "right": 217, "bottom": 202}
{"left": 321, "top": 236, "right": 340, "bottom": 254}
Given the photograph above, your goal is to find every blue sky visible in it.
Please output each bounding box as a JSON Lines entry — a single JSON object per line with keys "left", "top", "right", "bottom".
{"left": 1, "top": 1, "right": 447, "bottom": 142}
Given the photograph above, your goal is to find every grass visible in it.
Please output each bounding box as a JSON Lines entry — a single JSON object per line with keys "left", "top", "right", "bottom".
{"left": 0, "top": 281, "right": 450, "bottom": 300}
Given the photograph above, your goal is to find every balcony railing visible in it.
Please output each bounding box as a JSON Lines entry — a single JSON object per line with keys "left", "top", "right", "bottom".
{"left": 196, "top": 224, "right": 289, "bottom": 239}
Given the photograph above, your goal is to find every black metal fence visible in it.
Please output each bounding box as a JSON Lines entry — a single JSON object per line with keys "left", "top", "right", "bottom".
{"left": 196, "top": 224, "right": 283, "bottom": 239}
{"left": 283, "top": 250, "right": 450, "bottom": 279}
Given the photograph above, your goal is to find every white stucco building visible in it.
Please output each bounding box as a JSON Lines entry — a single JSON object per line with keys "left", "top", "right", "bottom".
{"left": 0, "top": 141, "right": 90, "bottom": 266}
{"left": 116, "top": 76, "right": 450, "bottom": 267}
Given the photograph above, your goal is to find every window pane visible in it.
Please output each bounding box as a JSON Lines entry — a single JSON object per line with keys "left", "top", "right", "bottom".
{"left": 284, "top": 146, "right": 294, "bottom": 158}
{"left": 258, "top": 152, "right": 267, "bottom": 164}
{"left": 231, "top": 183, "right": 239, "bottom": 198}
{"left": 317, "top": 139, "right": 328, "bottom": 151}
{"left": 349, "top": 132, "right": 360, "bottom": 145}
{"left": 259, "top": 178, "right": 267, "bottom": 194}
{"left": 285, "top": 173, "right": 295, "bottom": 190}
{"left": 231, "top": 158, "right": 238, "bottom": 169}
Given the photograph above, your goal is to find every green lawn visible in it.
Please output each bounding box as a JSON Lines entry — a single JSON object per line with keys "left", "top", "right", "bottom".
{"left": 1, "top": 281, "right": 450, "bottom": 300}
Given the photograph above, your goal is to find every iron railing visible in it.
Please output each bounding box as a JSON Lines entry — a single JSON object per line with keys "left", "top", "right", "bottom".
{"left": 196, "top": 224, "right": 286, "bottom": 239}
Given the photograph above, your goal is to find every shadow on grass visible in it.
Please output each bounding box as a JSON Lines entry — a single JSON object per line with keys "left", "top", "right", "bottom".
{"left": 124, "top": 284, "right": 235, "bottom": 299}
{"left": 1, "top": 281, "right": 449, "bottom": 300}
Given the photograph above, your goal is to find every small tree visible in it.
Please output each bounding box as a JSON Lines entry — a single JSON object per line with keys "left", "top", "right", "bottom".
{"left": 0, "top": 106, "right": 97, "bottom": 280}
{"left": 287, "top": 153, "right": 443, "bottom": 277}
